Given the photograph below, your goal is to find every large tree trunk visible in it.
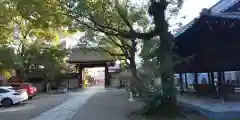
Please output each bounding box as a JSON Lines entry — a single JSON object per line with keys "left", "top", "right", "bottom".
{"left": 149, "top": 0, "right": 178, "bottom": 116}
{"left": 130, "top": 39, "right": 138, "bottom": 81}
{"left": 161, "top": 52, "right": 175, "bottom": 97}
{"left": 160, "top": 50, "right": 178, "bottom": 116}
{"left": 128, "top": 39, "right": 146, "bottom": 96}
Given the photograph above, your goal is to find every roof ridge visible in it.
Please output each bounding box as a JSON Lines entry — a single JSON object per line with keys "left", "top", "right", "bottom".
{"left": 173, "top": 0, "right": 240, "bottom": 38}
{"left": 211, "top": 0, "right": 240, "bottom": 13}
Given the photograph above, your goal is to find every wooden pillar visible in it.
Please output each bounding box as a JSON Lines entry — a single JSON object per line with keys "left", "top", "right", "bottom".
{"left": 194, "top": 73, "right": 199, "bottom": 96}
{"left": 179, "top": 74, "right": 184, "bottom": 95}
{"left": 208, "top": 73, "right": 211, "bottom": 84}
{"left": 105, "top": 63, "right": 110, "bottom": 87}
{"left": 75, "top": 65, "right": 78, "bottom": 72}
{"left": 222, "top": 72, "right": 225, "bottom": 83}
{"left": 210, "top": 72, "right": 216, "bottom": 93}
{"left": 78, "top": 65, "right": 83, "bottom": 88}
{"left": 207, "top": 72, "right": 212, "bottom": 94}
{"left": 217, "top": 72, "right": 223, "bottom": 88}
{"left": 210, "top": 72, "right": 214, "bottom": 84}
{"left": 184, "top": 73, "right": 188, "bottom": 89}
{"left": 218, "top": 71, "right": 226, "bottom": 99}
{"left": 67, "top": 79, "right": 70, "bottom": 88}
{"left": 221, "top": 71, "right": 227, "bottom": 100}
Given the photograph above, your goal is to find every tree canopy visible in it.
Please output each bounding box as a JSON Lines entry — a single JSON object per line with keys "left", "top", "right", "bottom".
{"left": 0, "top": 0, "right": 72, "bottom": 82}
{"left": 0, "top": 0, "right": 187, "bottom": 114}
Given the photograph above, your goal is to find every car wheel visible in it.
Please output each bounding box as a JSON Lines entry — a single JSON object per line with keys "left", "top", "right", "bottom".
{"left": 1, "top": 98, "right": 13, "bottom": 107}
{"left": 28, "top": 96, "right": 33, "bottom": 100}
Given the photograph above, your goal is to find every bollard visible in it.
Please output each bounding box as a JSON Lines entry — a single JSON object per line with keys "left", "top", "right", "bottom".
{"left": 128, "top": 92, "right": 134, "bottom": 102}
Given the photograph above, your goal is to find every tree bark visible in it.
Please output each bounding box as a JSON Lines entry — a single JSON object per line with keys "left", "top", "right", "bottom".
{"left": 129, "top": 40, "right": 139, "bottom": 82}
{"left": 128, "top": 39, "right": 146, "bottom": 95}
{"left": 151, "top": 1, "right": 176, "bottom": 97}
{"left": 149, "top": 0, "right": 178, "bottom": 116}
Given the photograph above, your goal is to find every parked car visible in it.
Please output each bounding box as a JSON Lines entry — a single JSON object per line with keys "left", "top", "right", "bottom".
{"left": 9, "top": 83, "right": 37, "bottom": 99}
{"left": 0, "top": 86, "right": 28, "bottom": 107}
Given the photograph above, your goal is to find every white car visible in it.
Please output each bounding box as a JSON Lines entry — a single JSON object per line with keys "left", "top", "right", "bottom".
{"left": 0, "top": 86, "right": 28, "bottom": 107}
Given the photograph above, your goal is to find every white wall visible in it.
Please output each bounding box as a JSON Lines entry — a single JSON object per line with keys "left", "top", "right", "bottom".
{"left": 86, "top": 67, "right": 105, "bottom": 83}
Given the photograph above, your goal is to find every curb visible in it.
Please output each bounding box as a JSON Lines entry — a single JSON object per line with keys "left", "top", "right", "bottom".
{"left": 178, "top": 101, "right": 240, "bottom": 120}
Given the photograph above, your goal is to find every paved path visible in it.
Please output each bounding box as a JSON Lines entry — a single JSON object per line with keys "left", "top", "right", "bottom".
{"left": 2, "top": 86, "right": 140, "bottom": 120}
{"left": 178, "top": 94, "right": 240, "bottom": 120}
{"left": 30, "top": 86, "right": 101, "bottom": 120}
{"left": 0, "top": 93, "right": 71, "bottom": 120}
{"left": 71, "top": 88, "right": 140, "bottom": 120}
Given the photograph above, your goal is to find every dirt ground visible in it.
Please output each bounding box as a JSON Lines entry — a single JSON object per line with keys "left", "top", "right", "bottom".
{"left": 146, "top": 114, "right": 209, "bottom": 120}
{"left": 128, "top": 107, "right": 209, "bottom": 120}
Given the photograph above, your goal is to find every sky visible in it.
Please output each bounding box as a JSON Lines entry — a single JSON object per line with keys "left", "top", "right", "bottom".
{"left": 175, "top": 0, "right": 219, "bottom": 24}
{"left": 63, "top": 0, "right": 219, "bottom": 48}
{"left": 170, "top": 0, "right": 219, "bottom": 28}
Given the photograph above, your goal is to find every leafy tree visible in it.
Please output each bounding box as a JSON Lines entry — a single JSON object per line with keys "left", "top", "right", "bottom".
{"left": 2, "top": 0, "right": 185, "bottom": 115}
{"left": 0, "top": 0, "right": 74, "bottom": 80}
{"left": 60, "top": 0, "right": 184, "bottom": 115}
{"left": 39, "top": 44, "right": 68, "bottom": 86}
{"left": 67, "top": 0, "right": 151, "bottom": 93}
{"left": 3, "top": 0, "right": 72, "bottom": 28}
{"left": 79, "top": 30, "right": 139, "bottom": 79}
{"left": 139, "top": 38, "right": 160, "bottom": 84}
{"left": 10, "top": 21, "right": 63, "bottom": 80}
{"left": 0, "top": 47, "right": 20, "bottom": 70}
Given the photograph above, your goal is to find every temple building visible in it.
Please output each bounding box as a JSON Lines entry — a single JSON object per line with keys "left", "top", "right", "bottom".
{"left": 68, "top": 47, "right": 122, "bottom": 88}
{"left": 174, "top": 0, "right": 240, "bottom": 96}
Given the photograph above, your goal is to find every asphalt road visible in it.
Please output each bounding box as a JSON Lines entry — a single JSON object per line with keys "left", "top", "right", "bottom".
{"left": 0, "top": 93, "right": 71, "bottom": 120}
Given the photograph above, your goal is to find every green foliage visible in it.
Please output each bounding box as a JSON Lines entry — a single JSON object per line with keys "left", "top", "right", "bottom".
{"left": 69, "top": 0, "right": 185, "bottom": 117}
{"left": 0, "top": 0, "right": 75, "bottom": 43}
{"left": 0, "top": 0, "right": 72, "bottom": 82}
{"left": 0, "top": 0, "right": 185, "bottom": 115}
{"left": 0, "top": 47, "right": 20, "bottom": 69}
{"left": 10, "top": 0, "right": 72, "bottom": 28}
{"left": 79, "top": 30, "right": 131, "bottom": 60}
{"left": 142, "top": 88, "right": 164, "bottom": 115}
{"left": 40, "top": 45, "right": 68, "bottom": 80}
{"left": 62, "top": 0, "right": 150, "bottom": 37}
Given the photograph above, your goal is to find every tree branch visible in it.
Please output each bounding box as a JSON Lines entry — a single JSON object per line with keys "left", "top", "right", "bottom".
{"left": 114, "top": 0, "right": 134, "bottom": 32}
{"left": 117, "top": 36, "right": 131, "bottom": 48}
{"left": 106, "top": 36, "right": 133, "bottom": 59}
{"left": 92, "top": 46, "right": 126, "bottom": 57}
{"left": 60, "top": 12, "right": 157, "bottom": 39}
{"left": 88, "top": 14, "right": 128, "bottom": 33}
{"left": 108, "top": 37, "right": 129, "bottom": 49}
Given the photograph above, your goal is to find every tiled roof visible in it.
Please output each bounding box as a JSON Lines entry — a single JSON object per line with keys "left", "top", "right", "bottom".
{"left": 68, "top": 47, "right": 113, "bottom": 62}
{"left": 174, "top": 0, "right": 240, "bottom": 38}
{"left": 209, "top": 13, "right": 240, "bottom": 19}
{"left": 210, "top": 0, "right": 239, "bottom": 13}
{"left": 173, "top": 18, "right": 198, "bottom": 37}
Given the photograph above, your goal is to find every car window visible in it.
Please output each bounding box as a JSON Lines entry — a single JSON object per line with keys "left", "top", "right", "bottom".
{"left": 0, "top": 88, "right": 10, "bottom": 93}
{"left": 24, "top": 83, "right": 33, "bottom": 86}
{"left": 8, "top": 88, "right": 19, "bottom": 91}
{"left": 10, "top": 84, "right": 20, "bottom": 88}
{"left": 22, "top": 84, "right": 29, "bottom": 87}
